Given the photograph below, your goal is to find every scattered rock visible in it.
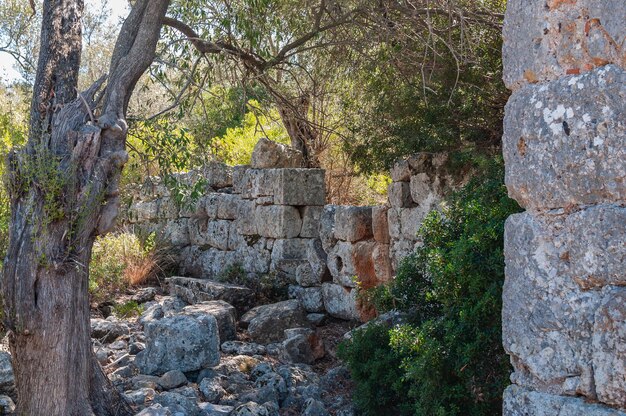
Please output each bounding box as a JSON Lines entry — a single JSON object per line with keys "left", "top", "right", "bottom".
{"left": 250, "top": 137, "right": 304, "bottom": 169}
{"left": 159, "top": 370, "right": 188, "bottom": 390}
{"left": 221, "top": 341, "right": 266, "bottom": 356}
{"left": 136, "top": 314, "right": 220, "bottom": 375}
{"left": 243, "top": 300, "right": 310, "bottom": 344}
{"left": 91, "top": 317, "right": 129, "bottom": 343}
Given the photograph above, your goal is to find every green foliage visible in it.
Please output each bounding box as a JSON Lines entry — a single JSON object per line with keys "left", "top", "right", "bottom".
{"left": 210, "top": 101, "right": 290, "bottom": 166}
{"left": 112, "top": 300, "right": 144, "bottom": 319}
{"left": 89, "top": 232, "right": 162, "bottom": 303}
{"left": 340, "top": 161, "right": 521, "bottom": 415}
{"left": 337, "top": 323, "right": 412, "bottom": 416}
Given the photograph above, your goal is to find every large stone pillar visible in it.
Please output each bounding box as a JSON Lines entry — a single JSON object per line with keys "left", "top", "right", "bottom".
{"left": 501, "top": 1, "right": 626, "bottom": 414}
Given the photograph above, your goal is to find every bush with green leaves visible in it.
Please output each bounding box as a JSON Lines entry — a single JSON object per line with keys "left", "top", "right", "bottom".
{"left": 340, "top": 161, "right": 521, "bottom": 416}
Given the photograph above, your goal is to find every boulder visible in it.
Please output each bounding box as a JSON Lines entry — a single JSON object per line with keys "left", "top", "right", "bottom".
{"left": 183, "top": 301, "right": 237, "bottom": 342}
{"left": 166, "top": 277, "right": 255, "bottom": 314}
{"left": 321, "top": 283, "right": 359, "bottom": 321}
{"left": 281, "top": 328, "right": 325, "bottom": 365}
{"left": 153, "top": 391, "right": 201, "bottom": 416}
{"left": 387, "top": 182, "right": 414, "bottom": 208}
{"left": 135, "top": 314, "right": 220, "bottom": 375}
{"left": 250, "top": 137, "right": 305, "bottom": 169}
{"left": 90, "top": 318, "right": 129, "bottom": 343}
{"left": 0, "top": 353, "right": 14, "bottom": 399}
{"left": 159, "top": 370, "right": 188, "bottom": 390}
{"left": 242, "top": 300, "right": 310, "bottom": 344}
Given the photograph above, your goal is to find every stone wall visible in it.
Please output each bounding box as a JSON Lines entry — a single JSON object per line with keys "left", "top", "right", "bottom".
{"left": 123, "top": 153, "right": 462, "bottom": 322}
{"left": 501, "top": 1, "right": 625, "bottom": 414}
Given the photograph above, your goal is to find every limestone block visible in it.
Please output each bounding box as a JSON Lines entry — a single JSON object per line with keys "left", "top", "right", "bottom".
{"left": 327, "top": 241, "right": 377, "bottom": 288}
{"left": 592, "top": 288, "right": 626, "bottom": 408}
{"left": 201, "top": 194, "right": 219, "bottom": 219}
{"left": 197, "top": 249, "right": 239, "bottom": 277}
{"left": 400, "top": 207, "right": 427, "bottom": 240}
{"left": 333, "top": 206, "right": 373, "bottom": 242}
{"left": 562, "top": 205, "right": 626, "bottom": 289}
{"left": 410, "top": 173, "right": 442, "bottom": 210}
{"left": 322, "top": 283, "right": 359, "bottom": 321}
{"left": 238, "top": 169, "right": 278, "bottom": 199}
{"left": 300, "top": 206, "right": 323, "bottom": 238}
{"left": 235, "top": 245, "right": 271, "bottom": 275}
{"left": 387, "top": 207, "right": 401, "bottom": 239}
{"left": 135, "top": 314, "right": 220, "bottom": 375}
{"left": 128, "top": 201, "right": 158, "bottom": 223}
{"left": 373, "top": 243, "right": 392, "bottom": 284}
{"left": 227, "top": 222, "right": 246, "bottom": 250}
{"left": 319, "top": 205, "right": 337, "bottom": 251}
{"left": 188, "top": 219, "right": 231, "bottom": 250}
{"left": 503, "top": 385, "right": 626, "bottom": 416}
{"left": 250, "top": 137, "right": 305, "bottom": 168}
{"left": 503, "top": 65, "right": 626, "bottom": 211}
{"left": 156, "top": 197, "right": 179, "bottom": 220}
{"left": 216, "top": 193, "right": 241, "bottom": 220}
{"left": 389, "top": 239, "right": 417, "bottom": 271}
{"left": 372, "top": 206, "right": 390, "bottom": 244}
{"left": 243, "top": 300, "right": 309, "bottom": 343}
{"left": 255, "top": 205, "right": 302, "bottom": 239}
{"left": 503, "top": 213, "right": 601, "bottom": 398}
{"left": 502, "top": 0, "right": 626, "bottom": 90}
{"left": 387, "top": 182, "right": 414, "bottom": 208}
{"left": 166, "top": 276, "right": 255, "bottom": 314}
{"left": 390, "top": 159, "right": 411, "bottom": 182}
{"left": 273, "top": 169, "right": 326, "bottom": 206}
{"left": 232, "top": 165, "right": 250, "bottom": 195}
{"left": 235, "top": 199, "right": 258, "bottom": 235}
{"left": 271, "top": 238, "right": 310, "bottom": 262}
{"left": 161, "top": 219, "right": 190, "bottom": 246}
{"left": 299, "top": 239, "right": 330, "bottom": 287}
{"left": 292, "top": 286, "right": 325, "bottom": 313}
{"left": 202, "top": 161, "right": 233, "bottom": 189}
{"left": 327, "top": 241, "right": 357, "bottom": 287}
{"left": 183, "top": 300, "right": 237, "bottom": 343}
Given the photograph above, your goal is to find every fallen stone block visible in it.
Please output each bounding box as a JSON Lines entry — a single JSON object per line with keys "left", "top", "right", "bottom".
{"left": 166, "top": 276, "right": 255, "bottom": 314}
{"left": 136, "top": 314, "right": 220, "bottom": 375}
{"left": 183, "top": 300, "right": 237, "bottom": 342}
{"left": 242, "top": 299, "right": 309, "bottom": 344}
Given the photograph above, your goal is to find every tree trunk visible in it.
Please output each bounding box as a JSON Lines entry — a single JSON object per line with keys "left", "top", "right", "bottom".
{"left": 1, "top": 0, "right": 170, "bottom": 414}
{"left": 276, "top": 96, "right": 320, "bottom": 168}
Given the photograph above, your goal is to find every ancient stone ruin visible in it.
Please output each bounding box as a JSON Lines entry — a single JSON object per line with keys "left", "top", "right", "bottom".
{"left": 501, "top": 1, "right": 625, "bottom": 414}
{"left": 123, "top": 152, "right": 464, "bottom": 323}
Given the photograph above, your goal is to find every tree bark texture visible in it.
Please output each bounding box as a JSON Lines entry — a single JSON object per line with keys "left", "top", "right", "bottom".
{"left": 1, "top": 0, "right": 170, "bottom": 414}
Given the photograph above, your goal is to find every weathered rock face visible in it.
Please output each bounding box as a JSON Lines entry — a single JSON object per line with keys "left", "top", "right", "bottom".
{"left": 502, "top": 1, "right": 626, "bottom": 413}
{"left": 502, "top": 0, "right": 626, "bottom": 91}
{"left": 136, "top": 314, "right": 220, "bottom": 375}
{"left": 250, "top": 137, "right": 305, "bottom": 169}
{"left": 242, "top": 300, "right": 310, "bottom": 344}
{"left": 503, "top": 66, "right": 626, "bottom": 212}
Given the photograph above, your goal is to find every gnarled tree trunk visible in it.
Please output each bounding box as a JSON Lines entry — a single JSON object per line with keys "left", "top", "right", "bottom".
{"left": 1, "top": 0, "right": 169, "bottom": 414}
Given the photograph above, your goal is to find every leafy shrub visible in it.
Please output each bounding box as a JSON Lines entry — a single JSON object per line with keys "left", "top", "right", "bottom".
{"left": 340, "top": 161, "right": 521, "bottom": 415}
{"left": 89, "top": 232, "right": 166, "bottom": 303}
{"left": 112, "top": 300, "right": 144, "bottom": 319}
{"left": 337, "top": 323, "right": 412, "bottom": 416}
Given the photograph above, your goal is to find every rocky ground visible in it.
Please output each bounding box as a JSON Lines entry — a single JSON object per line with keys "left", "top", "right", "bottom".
{"left": 0, "top": 282, "right": 361, "bottom": 415}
